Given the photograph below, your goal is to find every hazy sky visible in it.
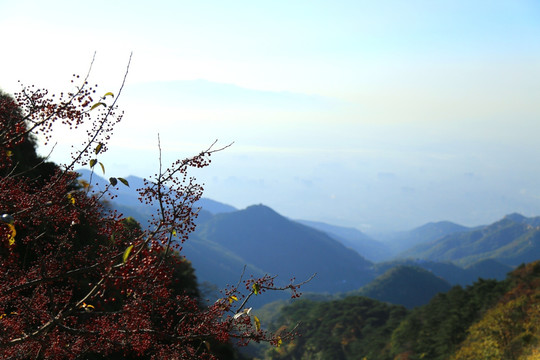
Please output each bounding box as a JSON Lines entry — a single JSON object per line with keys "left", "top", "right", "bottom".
{"left": 1, "top": 1, "right": 540, "bottom": 232}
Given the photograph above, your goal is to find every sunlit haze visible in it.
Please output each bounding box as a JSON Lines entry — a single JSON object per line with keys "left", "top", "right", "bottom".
{"left": 1, "top": 1, "right": 540, "bottom": 231}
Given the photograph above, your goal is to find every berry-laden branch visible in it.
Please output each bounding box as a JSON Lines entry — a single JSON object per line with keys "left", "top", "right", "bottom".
{"left": 0, "top": 55, "right": 306, "bottom": 359}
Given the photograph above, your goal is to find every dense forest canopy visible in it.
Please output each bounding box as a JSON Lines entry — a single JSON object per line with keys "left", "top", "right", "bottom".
{"left": 261, "top": 261, "right": 540, "bottom": 360}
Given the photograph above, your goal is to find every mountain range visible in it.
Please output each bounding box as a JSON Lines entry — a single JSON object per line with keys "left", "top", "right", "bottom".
{"left": 76, "top": 170, "right": 538, "bottom": 308}
{"left": 400, "top": 213, "right": 540, "bottom": 267}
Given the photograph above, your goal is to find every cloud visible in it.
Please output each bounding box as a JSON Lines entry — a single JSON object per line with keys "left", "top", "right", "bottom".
{"left": 124, "top": 80, "right": 341, "bottom": 111}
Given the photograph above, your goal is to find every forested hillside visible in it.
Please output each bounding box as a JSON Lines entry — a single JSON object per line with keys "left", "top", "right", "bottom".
{"left": 267, "top": 297, "right": 407, "bottom": 359}
{"left": 353, "top": 265, "right": 452, "bottom": 308}
{"left": 260, "top": 260, "right": 540, "bottom": 360}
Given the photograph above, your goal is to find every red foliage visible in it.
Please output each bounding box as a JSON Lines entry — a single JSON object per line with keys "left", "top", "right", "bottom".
{"left": 0, "top": 62, "right": 302, "bottom": 359}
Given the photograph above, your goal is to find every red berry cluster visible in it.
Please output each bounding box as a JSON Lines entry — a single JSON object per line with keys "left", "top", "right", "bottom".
{"left": 0, "top": 64, "right": 306, "bottom": 359}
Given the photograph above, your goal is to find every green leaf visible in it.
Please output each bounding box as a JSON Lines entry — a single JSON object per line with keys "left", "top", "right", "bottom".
{"left": 94, "top": 142, "right": 103, "bottom": 155}
{"left": 89, "top": 159, "right": 97, "bottom": 168}
{"left": 99, "top": 162, "right": 105, "bottom": 174}
{"left": 171, "top": 228, "right": 177, "bottom": 237}
{"left": 109, "top": 177, "right": 118, "bottom": 186}
{"left": 117, "top": 177, "right": 129, "bottom": 187}
{"left": 252, "top": 283, "right": 260, "bottom": 295}
{"left": 90, "top": 102, "right": 106, "bottom": 111}
{"left": 123, "top": 244, "right": 134, "bottom": 263}
{"left": 103, "top": 92, "right": 114, "bottom": 98}
{"left": 254, "top": 315, "right": 261, "bottom": 331}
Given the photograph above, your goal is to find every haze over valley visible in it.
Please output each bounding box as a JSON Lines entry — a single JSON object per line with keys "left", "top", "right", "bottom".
{"left": 3, "top": 1, "right": 540, "bottom": 233}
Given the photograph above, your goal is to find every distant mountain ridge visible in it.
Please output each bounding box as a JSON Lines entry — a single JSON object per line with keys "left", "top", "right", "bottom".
{"left": 77, "top": 169, "right": 236, "bottom": 218}
{"left": 401, "top": 213, "right": 540, "bottom": 266}
{"left": 373, "top": 258, "right": 512, "bottom": 286}
{"left": 297, "top": 219, "right": 390, "bottom": 261}
{"left": 378, "top": 220, "right": 470, "bottom": 255}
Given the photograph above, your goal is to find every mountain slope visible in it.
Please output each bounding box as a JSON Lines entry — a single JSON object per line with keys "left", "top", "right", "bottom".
{"left": 76, "top": 170, "right": 236, "bottom": 216}
{"left": 195, "top": 205, "right": 374, "bottom": 293}
{"left": 374, "top": 258, "right": 512, "bottom": 286}
{"left": 263, "top": 260, "right": 540, "bottom": 360}
{"left": 381, "top": 221, "right": 470, "bottom": 255}
{"left": 265, "top": 297, "right": 407, "bottom": 360}
{"left": 297, "top": 219, "right": 390, "bottom": 261}
{"left": 451, "top": 261, "right": 540, "bottom": 359}
{"left": 401, "top": 214, "right": 540, "bottom": 266}
{"left": 354, "top": 265, "right": 452, "bottom": 308}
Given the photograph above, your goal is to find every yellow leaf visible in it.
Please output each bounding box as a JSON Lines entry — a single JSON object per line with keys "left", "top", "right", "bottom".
{"left": 78, "top": 179, "right": 90, "bottom": 189}
{"left": 254, "top": 315, "right": 261, "bottom": 331}
{"left": 276, "top": 336, "right": 282, "bottom": 348}
{"left": 228, "top": 295, "right": 238, "bottom": 304}
{"left": 8, "top": 223, "right": 16, "bottom": 246}
{"left": 123, "top": 244, "right": 134, "bottom": 263}
{"left": 252, "top": 283, "right": 260, "bottom": 295}
{"left": 80, "top": 302, "right": 95, "bottom": 312}
{"left": 6, "top": 150, "right": 13, "bottom": 157}
{"left": 90, "top": 102, "right": 106, "bottom": 111}
{"left": 67, "top": 193, "right": 76, "bottom": 205}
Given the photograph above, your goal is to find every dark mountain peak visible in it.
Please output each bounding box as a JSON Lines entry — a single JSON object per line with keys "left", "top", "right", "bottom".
{"left": 223, "top": 204, "right": 291, "bottom": 226}
{"left": 388, "top": 220, "right": 470, "bottom": 254}
{"left": 196, "top": 204, "right": 374, "bottom": 294}
{"left": 357, "top": 265, "right": 451, "bottom": 308}
{"left": 412, "top": 220, "right": 469, "bottom": 235}
{"left": 503, "top": 213, "right": 527, "bottom": 223}
{"left": 382, "top": 264, "right": 434, "bottom": 278}
{"left": 490, "top": 214, "right": 530, "bottom": 230}
{"left": 245, "top": 203, "right": 278, "bottom": 215}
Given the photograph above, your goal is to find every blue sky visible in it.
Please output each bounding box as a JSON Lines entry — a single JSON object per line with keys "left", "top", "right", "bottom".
{"left": 1, "top": 1, "right": 540, "bottom": 231}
